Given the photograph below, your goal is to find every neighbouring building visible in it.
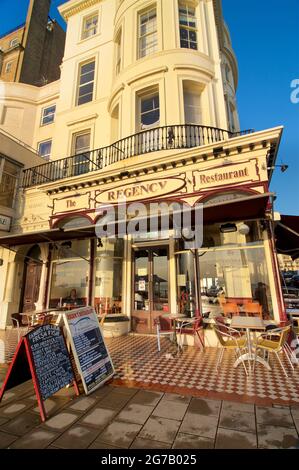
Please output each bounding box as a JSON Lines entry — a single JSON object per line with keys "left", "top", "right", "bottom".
{"left": 0, "top": 0, "right": 65, "bottom": 86}
{"left": 0, "top": 0, "right": 286, "bottom": 341}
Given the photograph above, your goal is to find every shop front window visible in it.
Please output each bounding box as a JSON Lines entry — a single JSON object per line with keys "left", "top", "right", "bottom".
{"left": 49, "top": 239, "right": 90, "bottom": 308}
{"left": 94, "top": 238, "right": 124, "bottom": 315}
{"left": 199, "top": 221, "right": 273, "bottom": 320}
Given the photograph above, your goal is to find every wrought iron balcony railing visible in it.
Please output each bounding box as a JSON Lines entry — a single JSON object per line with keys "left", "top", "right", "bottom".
{"left": 21, "top": 124, "right": 254, "bottom": 188}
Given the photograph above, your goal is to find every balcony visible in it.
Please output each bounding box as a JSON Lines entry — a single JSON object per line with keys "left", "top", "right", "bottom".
{"left": 21, "top": 124, "right": 254, "bottom": 189}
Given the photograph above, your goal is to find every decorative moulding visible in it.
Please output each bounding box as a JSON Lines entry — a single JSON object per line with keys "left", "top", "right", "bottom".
{"left": 127, "top": 66, "right": 168, "bottom": 86}
{"left": 67, "top": 113, "right": 98, "bottom": 126}
{"left": 59, "top": 0, "right": 101, "bottom": 21}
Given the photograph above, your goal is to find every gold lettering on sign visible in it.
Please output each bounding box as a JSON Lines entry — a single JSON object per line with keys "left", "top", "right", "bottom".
{"left": 53, "top": 193, "right": 90, "bottom": 215}
{"left": 96, "top": 178, "right": 186, "bottom": 204}
{"left": 194, "top": 160, "right": 259, "bottom": 191}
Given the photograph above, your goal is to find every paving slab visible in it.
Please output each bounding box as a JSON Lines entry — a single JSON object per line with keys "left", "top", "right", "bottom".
{"left": 187, "top": 397, "right": 221, "bottom": 417}
{"left": 31, "top": 398, "right": 68, "bottom": 417}
{"left": 180, "top": 412, "right": 219, "bottom": 439}
{"left": 79, "top": 407, "right": 117, "bottom": 429}
{"left": 42, "top": 412, "right": 80, "bottom": 432}
{"left": 139, "top": 416, "right": 181, "bottom": 444}
{"left": 173, "top": 432, "right": 214, "bottom": 449}
{"left": 216, "top": 428, "right": 257, "bottom": 449}
{"left": 291, "top": 407, "right": 299, "bottom": 420}
{"left": 219, "top": 408, "right": 256, "bottom": 433}
{"left": 52, "top": 425, "right": 100, "bottom": 449}
{"left": 96, "top": 391, "right": 133, "bottom": 410}
{"left": 221, "top": 401, "right": 255, "bottom": 414}
{"left": 130, "top": 437, "right": 171, "bottom": 449}
{"left": 0, "top": 411, "right": 41, "bottom": 436}
{"left": 108, "top": 386, "right": 139, "bottom": 397}
{"left": 152, "top": 398, "right": 188, "bottom": 421}
{"left": 0, "top": 430, "right": 18, "bottom": 449}
{"left": 10, "top": 429, "right": 58, "bottom": 449}
{"left": 163, "top": 393, "right": 191, "bottom": 405}
{"left": 0, "top": 401, "right": 32, "bottom": 418}
{"left": 256, "top": 406, "right": 294, "bottom": 428}
{"left": 0, "top": 417, "right": 9, "bottom": 426}
{"left": 257, "top": 424, "right": 299, "bottom": 449}
{"left": 88, "top": 440, "right": 122, "bottom": 449}
{"left": 67, "top": 396, "right": 97, "bottom": 412}
{"left": 97, "top": 420, "right": 142, "bottom": 448}
{"left": 117, "top": 403, "right": 155, "bottom": 425}
{"left": 129, "top": 390, "right": 163, "bottom": 406}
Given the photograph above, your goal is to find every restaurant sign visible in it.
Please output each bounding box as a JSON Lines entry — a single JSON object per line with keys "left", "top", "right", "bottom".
{"left": 193, "top": 160, "right": 260, "bottom": 191}
{"left": 96, "top": 177, "right": 186, "bottom": 204}
{"left": 53, "top": 193, "right": 90, "bottom": 215}
{"left": 0, "top": 215, "right": 11, "bottom": 232}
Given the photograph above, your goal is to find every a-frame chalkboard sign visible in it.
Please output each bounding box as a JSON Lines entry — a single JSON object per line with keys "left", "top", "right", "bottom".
{"left": 0, "top": 324, "right": 79, "bottom": 421}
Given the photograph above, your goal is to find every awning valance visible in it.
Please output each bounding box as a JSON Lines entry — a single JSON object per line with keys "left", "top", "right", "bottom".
{"left": 275, "top": 215, "right": 299, "bottom": 260}
{"left": 0, "top": 192, "right": 274, "bottom": 249}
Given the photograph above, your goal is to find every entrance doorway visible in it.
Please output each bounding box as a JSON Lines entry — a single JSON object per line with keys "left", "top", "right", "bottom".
{"left": 132, "top": 246, "right": 169, "bottom": 334}
{"left": 20, "top": 246, "right": 42, "bottom": 313}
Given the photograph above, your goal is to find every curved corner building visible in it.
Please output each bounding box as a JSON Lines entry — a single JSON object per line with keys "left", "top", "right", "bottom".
{"left": 0, "top": 0, "right": 284, "bottom": 340}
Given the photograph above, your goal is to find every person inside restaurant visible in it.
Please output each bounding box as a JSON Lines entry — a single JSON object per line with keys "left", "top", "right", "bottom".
{"left": 63, "top": 288, "right": 85, "bottom": 308}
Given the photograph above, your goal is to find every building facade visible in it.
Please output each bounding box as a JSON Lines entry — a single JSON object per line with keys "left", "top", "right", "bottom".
{"left": 0, "top": 0, "right": 65, "bottom": 86}
{"left": 0, "top": 0, "right": 285, "bottom": 340}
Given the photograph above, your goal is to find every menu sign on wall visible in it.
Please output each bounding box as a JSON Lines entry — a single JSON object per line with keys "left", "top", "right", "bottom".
{"left": 63, "top": 307, "right": 115, "bottom": 395}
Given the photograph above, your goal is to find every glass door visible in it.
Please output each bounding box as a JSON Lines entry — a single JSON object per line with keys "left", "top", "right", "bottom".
{"left": 132, "top": 247, "right": 169, "bottom": 334}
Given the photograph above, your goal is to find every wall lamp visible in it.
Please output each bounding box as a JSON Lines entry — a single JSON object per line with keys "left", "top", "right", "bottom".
{"left": 220, "top": 223, "right": 237, "bottom": 233}
{"left": 267, "top": 164, "right": 289, "bottom": 173}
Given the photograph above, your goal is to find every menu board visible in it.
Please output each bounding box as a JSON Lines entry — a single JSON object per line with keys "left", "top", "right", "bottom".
{"left": 26, "top": 325, "right": 75, "bottom": 401}
{"left": 63, "top": 307, "right": 115, "bottom": 395}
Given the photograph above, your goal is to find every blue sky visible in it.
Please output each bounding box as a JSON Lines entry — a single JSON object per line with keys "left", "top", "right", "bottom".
{"left": 1, "top": 0, "right": 298, "bottom": 215}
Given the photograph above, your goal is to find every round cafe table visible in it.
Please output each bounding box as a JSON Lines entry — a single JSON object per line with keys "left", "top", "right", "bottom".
{"left": 230, "top": 315, "right": 271, "bottom": 372}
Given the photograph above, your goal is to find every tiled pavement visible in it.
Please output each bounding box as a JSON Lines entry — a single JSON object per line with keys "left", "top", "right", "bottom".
{"left": 1, "top": 331, "right": 299, "bottom": 448}
{"left": 0, "top": 367, "right": 299, "bottom": 449}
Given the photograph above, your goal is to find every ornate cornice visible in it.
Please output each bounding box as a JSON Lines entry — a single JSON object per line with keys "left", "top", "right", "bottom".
{"left": 59, "top": 0, "right": 101, "bottom": 21}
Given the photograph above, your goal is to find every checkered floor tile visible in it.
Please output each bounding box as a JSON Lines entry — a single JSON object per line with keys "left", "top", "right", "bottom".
{"left": 1, "top": 329, "right": 299, "bottom": 406}
{"left": 106, "top": 334, "right": 299, "bottom": 406}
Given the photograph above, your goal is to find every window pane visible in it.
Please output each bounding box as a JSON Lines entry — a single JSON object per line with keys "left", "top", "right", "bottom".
{"left": 94, "top": 239, "right": 124, "bottom": 315}
{"left": 0, "top": 160, "right": 18, "bottom": 208}
{"left": 49, "top": 260, "right": 89, "bottom": 308}
{"left": 38, "top": 140, "right": 52, "bottom": 160}
{"left": 74, "top": 133, "right": 90, "bottom": 154}
{"left": 176, "top": 252, "right": 196, "bottom": 316}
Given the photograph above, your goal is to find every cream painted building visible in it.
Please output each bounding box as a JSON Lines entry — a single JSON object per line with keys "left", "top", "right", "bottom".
{"left": 0, "top": 0, "right": 286, "bottom": 342}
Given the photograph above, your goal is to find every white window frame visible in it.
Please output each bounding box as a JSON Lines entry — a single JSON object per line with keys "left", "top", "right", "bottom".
{"left": 138, "top": 7, "right": 158, "bottom": 59}
{"left": 72, "top": 130, "right": 91, "bottom": 176}
{"left": 38, "top": 140, "right": 52, "bottom": 161}
{"left": 40, "top": 104, "right": 56, "bottom": 126}
{"left": 76, "top": 59, "right": 95, "bottom": 106}
{"left": 138, "top": 90, "right": 160, "bottom": 130}
{"left": 179, "top": 2, "right": 198, "bottom": 50}
{"left": 81, "top": 12, "right": 99, "bottom": 40}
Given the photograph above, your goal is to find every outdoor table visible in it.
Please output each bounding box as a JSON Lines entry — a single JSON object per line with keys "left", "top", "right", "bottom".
{"left": 20, "top": 308, "right": 67, "bottom": 327}
{"left": 231, "top": 315, "right": 271, "bottom": 372}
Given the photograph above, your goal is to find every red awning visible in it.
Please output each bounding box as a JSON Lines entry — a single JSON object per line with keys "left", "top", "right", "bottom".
{"left": 275, "top": 215, "right": 299, "bottom": 260}
{"left": 202, "top": 192, "right": 274, "bottom": 224}
{"left": 0, "top": 225, "right": 96, "bottom": 248}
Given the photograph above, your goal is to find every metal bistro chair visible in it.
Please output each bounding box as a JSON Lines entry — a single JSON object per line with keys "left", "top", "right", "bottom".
{"left": 213, "top": 321, "right": 248, "bottom": 375}
{"left": 253, "top": 325, "right": 293, "bottom": 377}
{"left": 177, "top": 317, "right": 205, "bottom": 351}
{"left": 154, "top": 316, "right": 176, "bottom": 352}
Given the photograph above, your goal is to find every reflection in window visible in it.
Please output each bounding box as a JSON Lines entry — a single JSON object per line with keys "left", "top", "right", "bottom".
{"left": 179, "top": 2, "right": 198, "bottom": 50}
{"left": 199, "top": 221, "right": 273, "bottom": 319}
{"left": 138, "top": 8, "right": 158, "bottom": 58}
{"left": 94, "top": 238, "right": 124, "bottom": 315}
{"left": 49, "top": 240, "right": 90, "bottom": 308}
{"left": 82, "top": 13, "right": 98, "bottom": 40}
{"left": 0, "top": 159, "right": 19, "bottom": 208}
{"left": 77, "top": 60, "right": 95, "bottom": 106}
